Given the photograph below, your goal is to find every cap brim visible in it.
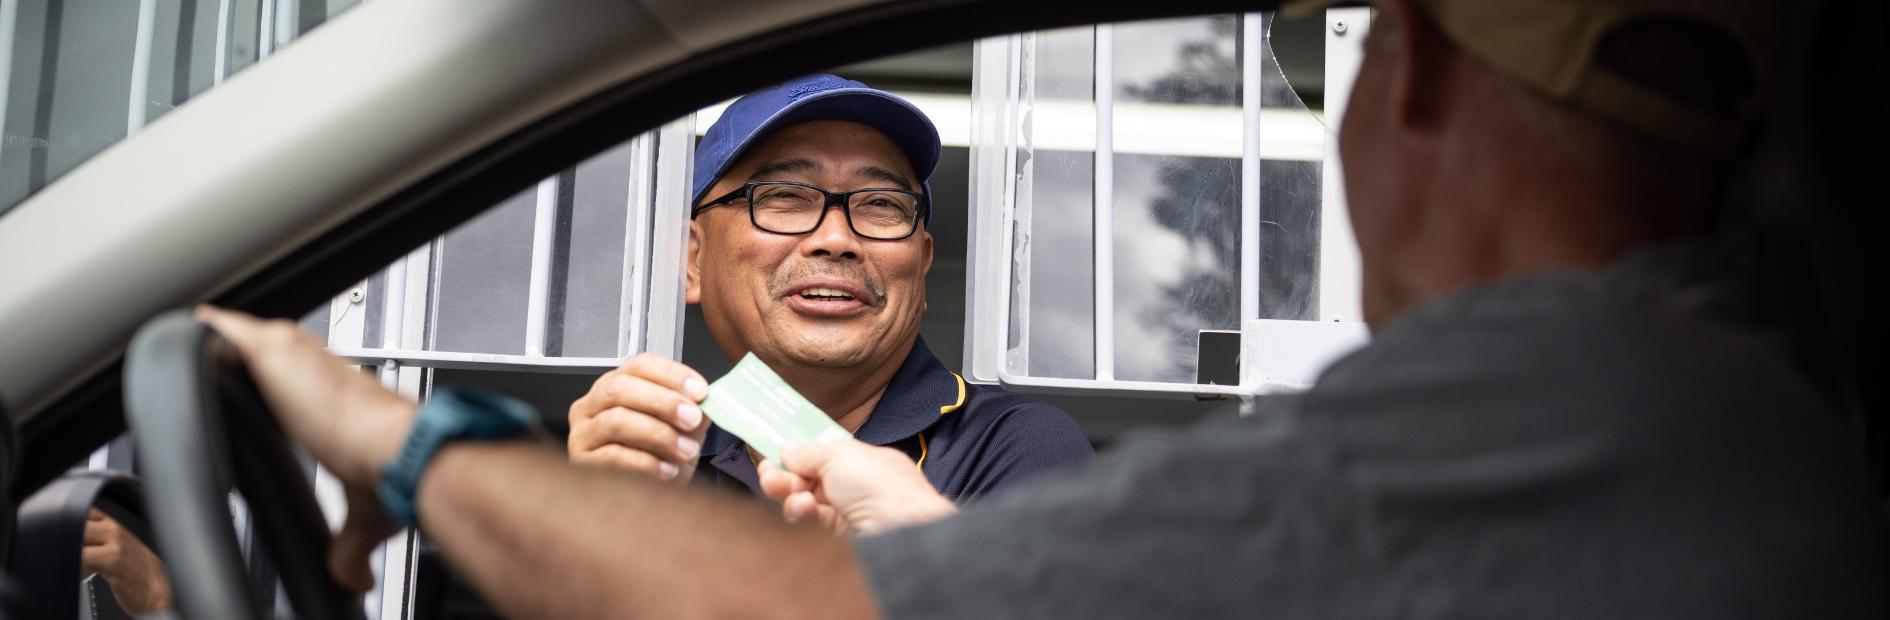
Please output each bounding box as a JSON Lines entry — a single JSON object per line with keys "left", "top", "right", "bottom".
{"left": 702, "top": 88, "right": 942, "bottom": 204}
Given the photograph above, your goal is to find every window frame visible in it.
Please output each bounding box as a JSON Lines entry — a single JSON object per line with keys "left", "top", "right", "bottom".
{"left": 963, "top": 10, "right": 1373, "bottom": 406}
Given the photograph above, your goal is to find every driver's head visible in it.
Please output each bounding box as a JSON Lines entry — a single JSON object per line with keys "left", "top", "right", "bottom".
{"left": 685, "top": 75, "right": 941, "bottom": 372}
{"left": 1300, "top": 0, "right": 1783, "bottom": 324}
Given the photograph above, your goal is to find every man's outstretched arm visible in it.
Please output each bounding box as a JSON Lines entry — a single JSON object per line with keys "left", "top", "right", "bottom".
{"left": 420, "top": 443, "right": 876, "bottom": 620}
{"left": 198, "top": 306, "right": 880, "bottom": 620}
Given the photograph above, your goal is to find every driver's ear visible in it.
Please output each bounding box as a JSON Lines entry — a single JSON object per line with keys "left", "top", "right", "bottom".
{"left": 1383, "top": 0, "right": 1452, "bottom": 131}
{"left": 685, "top": 219, "right": 704, "bottom": 304}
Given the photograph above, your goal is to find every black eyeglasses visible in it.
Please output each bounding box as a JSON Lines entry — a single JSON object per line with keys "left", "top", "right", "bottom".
{"left": 691, "top": 181, "right": 929, "bottom": 241}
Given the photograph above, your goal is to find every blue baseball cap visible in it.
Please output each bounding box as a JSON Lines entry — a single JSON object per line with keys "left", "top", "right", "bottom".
{"left": 692, "top": 74, "right": 941, "bottom": 214}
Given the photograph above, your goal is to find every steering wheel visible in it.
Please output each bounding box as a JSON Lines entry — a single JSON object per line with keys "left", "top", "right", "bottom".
{"left": 122, "top": 310, "right": 364, "bottom": 620}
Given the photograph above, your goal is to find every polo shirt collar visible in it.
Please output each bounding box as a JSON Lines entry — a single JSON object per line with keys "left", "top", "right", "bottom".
{"left": 854, "top": 335, "right": 964, "bottom": 445}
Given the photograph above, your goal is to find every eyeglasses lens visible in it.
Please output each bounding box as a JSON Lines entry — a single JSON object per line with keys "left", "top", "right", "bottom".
{"left": 750, "top": 183, "right": 919, "bottom": 238}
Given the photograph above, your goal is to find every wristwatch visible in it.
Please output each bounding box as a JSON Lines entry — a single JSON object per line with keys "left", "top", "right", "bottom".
{"left": 378, "top": 386, "right": 541, "bottom": 529}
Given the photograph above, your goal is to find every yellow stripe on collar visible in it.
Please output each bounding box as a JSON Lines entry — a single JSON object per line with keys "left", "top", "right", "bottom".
{"left": 918, "top": 374, "right": 967, "bottom": 473}
{"left": 941, "top": 373, "right": 967, "bottom": 414}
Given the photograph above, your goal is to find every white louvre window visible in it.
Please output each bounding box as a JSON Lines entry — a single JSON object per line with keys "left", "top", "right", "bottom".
{"left": 963, "top": 10, "right": 1376, "bottom": 407}
{"left": 321, "top": 118, "right": 695, "bottom": 385}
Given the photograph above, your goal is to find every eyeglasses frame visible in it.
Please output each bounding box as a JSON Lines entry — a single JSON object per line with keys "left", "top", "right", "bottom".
{"left": 690, "top": 181, "right": 930, "bottom": 241}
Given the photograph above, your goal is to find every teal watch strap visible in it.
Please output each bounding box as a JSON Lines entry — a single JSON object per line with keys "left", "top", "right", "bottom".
{"left": 378, "top": 386, "right": 539, "bottom": 529}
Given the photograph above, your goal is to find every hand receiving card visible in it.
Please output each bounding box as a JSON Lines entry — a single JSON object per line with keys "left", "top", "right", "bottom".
{"left": 698, "top": 353, "right": 851, "bottom": 466}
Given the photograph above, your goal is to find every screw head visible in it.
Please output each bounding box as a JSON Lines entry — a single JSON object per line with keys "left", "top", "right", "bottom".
{"left": 1333, "top": 20, "right": 1348, "bottom": 34}
{"left": 349, "top": 288, "right": 364, "bottom": 303}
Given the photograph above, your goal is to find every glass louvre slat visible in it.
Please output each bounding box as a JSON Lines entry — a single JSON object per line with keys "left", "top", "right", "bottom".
{"left": 1020, "top": 26, "right": 1095, "bottom": 380}
{"left": 430, "top": 189, "right": 537, "bottom": 356}
{"left": 558, "top": 140, "right": 638, "bottom": 358}
{"left": 1110, "top": 16, "right": 1244, "bottom": 384}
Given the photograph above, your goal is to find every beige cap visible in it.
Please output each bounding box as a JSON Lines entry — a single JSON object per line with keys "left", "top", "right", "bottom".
{"left": 1285, "top": 0, "right": 1784, "bottom": 157}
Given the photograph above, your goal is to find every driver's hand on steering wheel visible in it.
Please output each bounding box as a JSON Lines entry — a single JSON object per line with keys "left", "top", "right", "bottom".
{"left": 82, "top": 508, "right": 174, "bottom": 615}
{"left": 195, "top": 305, "right": 415, "bottom": 594}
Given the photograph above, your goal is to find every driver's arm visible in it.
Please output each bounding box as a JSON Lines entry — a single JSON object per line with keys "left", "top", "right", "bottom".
{"left": 197, "top": 306, "right": 880, "bottom": 620}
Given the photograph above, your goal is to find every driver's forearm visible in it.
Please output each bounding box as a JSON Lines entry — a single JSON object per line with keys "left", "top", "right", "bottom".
{"left": 417, "top": 442, "right": 882, "bottom": 620}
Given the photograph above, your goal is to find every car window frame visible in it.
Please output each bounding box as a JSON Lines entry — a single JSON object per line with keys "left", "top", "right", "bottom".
{"left": 10, "top": 0, "right": 1288, "bottom": 505}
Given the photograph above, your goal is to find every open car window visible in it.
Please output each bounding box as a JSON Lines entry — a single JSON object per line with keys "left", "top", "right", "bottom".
{"left": 0, "top": 0, "right": 363, "bottom": 217}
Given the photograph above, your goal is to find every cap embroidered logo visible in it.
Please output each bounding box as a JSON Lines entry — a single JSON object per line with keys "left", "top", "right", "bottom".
{"left": 787, "top": 79, "right": 846, "bottom": 102}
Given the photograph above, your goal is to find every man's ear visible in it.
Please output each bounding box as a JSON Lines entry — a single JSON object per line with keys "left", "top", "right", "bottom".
{"left": 920, "top": 229, "right": 933, "bottom": 313}
{"left": 1381, "top": 0, "right": 1453, "bottom": 131}
{"left": 686, "top": 219, "right": 704, "bottom": 304}
{"left": 920, "top": 229, "right": 934, "bottom": 276}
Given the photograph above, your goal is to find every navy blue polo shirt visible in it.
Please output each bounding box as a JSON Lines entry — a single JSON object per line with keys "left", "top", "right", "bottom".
{"left": 691, "top": 336, "right": 1093, "bottom": 502}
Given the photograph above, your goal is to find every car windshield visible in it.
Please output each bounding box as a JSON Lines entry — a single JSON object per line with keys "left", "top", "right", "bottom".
{"left": 0, "top": 0, "right": 365, "bottom": 218}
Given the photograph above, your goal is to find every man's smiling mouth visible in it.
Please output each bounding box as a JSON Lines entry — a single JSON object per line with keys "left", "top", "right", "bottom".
{"left": 799, "top": 287, "right": 856, "bottom": 302}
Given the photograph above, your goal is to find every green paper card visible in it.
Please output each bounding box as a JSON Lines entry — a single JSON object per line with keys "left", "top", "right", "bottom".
{"left": 698, "top": 353, "right": 851, "bottom": 465}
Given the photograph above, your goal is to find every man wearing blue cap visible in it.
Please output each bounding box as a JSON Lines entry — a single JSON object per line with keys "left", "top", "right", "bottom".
{"left": 563, "top": 74, "right": 1093, "bottom": 501}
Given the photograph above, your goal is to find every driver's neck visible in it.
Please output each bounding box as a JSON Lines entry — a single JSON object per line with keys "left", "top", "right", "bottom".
{"left": 771, "top": 339, "right": 911, "bottom": 433}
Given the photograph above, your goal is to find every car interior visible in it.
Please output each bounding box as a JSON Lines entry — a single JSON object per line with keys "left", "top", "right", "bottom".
{"left": 1, "top": 0, "right": 1886, "bottom": 618}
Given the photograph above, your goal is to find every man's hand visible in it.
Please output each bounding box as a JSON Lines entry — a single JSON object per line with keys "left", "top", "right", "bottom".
{"left": 82, "top": 508, "right": 173, "bottom": 615}
{"left": 568, "top": 354, "right": 710, "bottom": 482}
{"left": 758, "top": 440, "right": 957, "bottom": 536}
{"left": 195, "top": 305, "right": 411, "bottom": 593}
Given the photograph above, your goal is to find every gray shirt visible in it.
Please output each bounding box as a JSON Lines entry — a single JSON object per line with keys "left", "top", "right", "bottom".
{"left": 856, "top": 244, "right": 1887, "bottom": 618}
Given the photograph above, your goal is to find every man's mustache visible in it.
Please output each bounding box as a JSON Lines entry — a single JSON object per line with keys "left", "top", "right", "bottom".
{"left": 769, "top": 260, "right": 886, "bottom": 305}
